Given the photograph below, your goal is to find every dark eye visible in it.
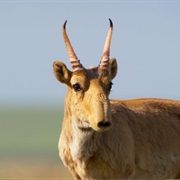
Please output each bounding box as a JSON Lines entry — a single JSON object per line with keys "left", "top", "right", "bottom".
{"left": 72, "top": 83, "right": 82, "bottom": 92}
{"left": 109, "top": 82, "right": 113, "bottom": 91}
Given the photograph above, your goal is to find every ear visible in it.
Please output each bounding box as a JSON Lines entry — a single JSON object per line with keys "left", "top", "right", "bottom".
{"left": 53, "top": 61, "right": 72, "bottom": 86}
{"left": 109, "top": 58, "right": 118, "bottom": 80}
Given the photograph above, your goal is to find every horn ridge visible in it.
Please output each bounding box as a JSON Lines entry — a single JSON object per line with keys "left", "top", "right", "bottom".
{"left": 62, "top": 20, "right": 84, "bottom": 71}
{"left": 99, "top": 19, "right": 113, "bottom": 70}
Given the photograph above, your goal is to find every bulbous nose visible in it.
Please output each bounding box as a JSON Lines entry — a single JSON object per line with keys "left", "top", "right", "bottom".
{"left": 97, "top": 120, "right": 112, "bottom": 130}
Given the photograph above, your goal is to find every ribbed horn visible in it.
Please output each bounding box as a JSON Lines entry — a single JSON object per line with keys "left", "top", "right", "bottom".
{"left": 62, "top": 20, "right": 84, "bottom": 71}
{"left": 99, "top": 18, "right": 113, "bottom": 70}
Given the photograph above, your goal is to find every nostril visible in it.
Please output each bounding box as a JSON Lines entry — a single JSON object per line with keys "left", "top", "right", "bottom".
{"left": 97, "top": 121, "right": 105, "bottom": 128}
{"left": 97, "top": 121, "right": 111, "bottom": 129}
{"left": 104, "top": 121, "right": 111, "bottom": 127}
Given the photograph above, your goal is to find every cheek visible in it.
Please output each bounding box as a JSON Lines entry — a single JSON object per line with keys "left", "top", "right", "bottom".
{"left": 73, "top": 91, "right": 84, "bottom": 102}
{"left": 71, "top": 97, "right": 92, "bottom": 121}
{"left": 80, "top": 97, "right": 95, "bottom": 121}
{"left": 70, "top": 94, "right": 84, "bottom": 115}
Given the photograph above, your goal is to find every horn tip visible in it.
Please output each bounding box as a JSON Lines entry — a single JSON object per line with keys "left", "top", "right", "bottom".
{"left": 109, "top": 18, "right": 113, "bottom": 27}
{"left": 63, "top": 20, "right": 67, "bottom": 29}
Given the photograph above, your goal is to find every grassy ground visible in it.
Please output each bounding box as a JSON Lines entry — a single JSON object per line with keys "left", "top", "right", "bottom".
{"left": 0, "top": 107, "right": 72, "bottom": 178}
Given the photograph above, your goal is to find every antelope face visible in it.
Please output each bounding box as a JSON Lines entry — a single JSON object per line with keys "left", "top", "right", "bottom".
{"left": 53, "top": 19, "right": 117, "bottom": 132}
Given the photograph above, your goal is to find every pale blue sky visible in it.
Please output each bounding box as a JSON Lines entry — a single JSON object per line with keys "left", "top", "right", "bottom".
{"left": 0, "top": 1, "right": 180, "bottom": 107}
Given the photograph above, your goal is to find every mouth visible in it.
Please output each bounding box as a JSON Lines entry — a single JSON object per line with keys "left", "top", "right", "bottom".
{"left": 78, "top": 126, "right": 93, "bottom": 132}
{"left": 77, "top": 120, "right": 93, "bottom": 132}
{"left": 94, "top": 126, "right": 111, "bottom": 132}
{"left": 77, "top": 119, "right": 112, "bottom": 133}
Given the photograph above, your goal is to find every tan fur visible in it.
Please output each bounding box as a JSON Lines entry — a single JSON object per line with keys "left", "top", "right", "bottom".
{"left": 53, "top": 59, "right": 180, "bottom": 179}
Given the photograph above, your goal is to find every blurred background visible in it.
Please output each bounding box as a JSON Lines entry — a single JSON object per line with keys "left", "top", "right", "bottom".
{"left": 0, "top": 0, "right": 180, "bottom": 178}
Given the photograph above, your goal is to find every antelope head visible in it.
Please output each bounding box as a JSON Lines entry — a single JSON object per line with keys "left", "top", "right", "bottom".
{"left": 53, "top": 19, "right": 117, "bottom": 132}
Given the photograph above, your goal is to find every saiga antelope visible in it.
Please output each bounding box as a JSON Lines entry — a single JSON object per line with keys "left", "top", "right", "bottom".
{"left": 53, "top": 19, "right": 180, "bottom": 179}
